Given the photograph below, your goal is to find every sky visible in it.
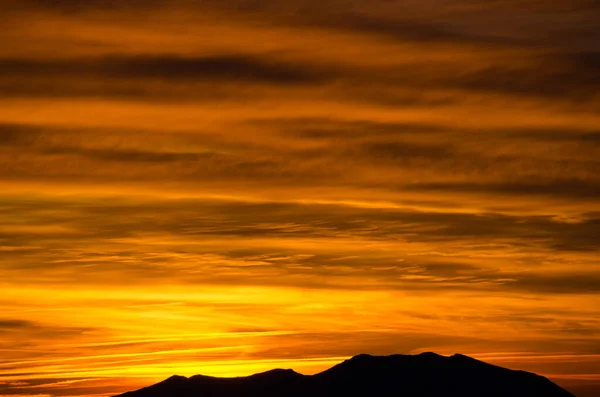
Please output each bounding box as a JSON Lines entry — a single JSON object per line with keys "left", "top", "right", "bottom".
{"left": 0, "top": 0, "right": 599, "bottom": 396}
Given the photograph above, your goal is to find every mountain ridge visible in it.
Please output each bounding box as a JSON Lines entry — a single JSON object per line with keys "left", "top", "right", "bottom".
{"left": 114, "top": 352, "right": 575, "bottom": 397}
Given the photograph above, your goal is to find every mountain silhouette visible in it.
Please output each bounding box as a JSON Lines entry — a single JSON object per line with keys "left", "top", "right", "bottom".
{"left": 113, "top": 352, "right": 575, "bottom": 397}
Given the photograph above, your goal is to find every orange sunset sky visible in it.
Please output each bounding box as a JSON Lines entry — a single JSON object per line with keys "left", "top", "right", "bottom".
{"left": 0, "top": 1, "right": 599, "bottom": 396}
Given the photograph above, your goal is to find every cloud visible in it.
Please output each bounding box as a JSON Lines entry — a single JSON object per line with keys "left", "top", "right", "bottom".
{"left": 40, "top": 146, "right": 214, "bottom": 163}
{"left": 405, "top": 180, "right": 600, "bottom": 200}
{"left": 0, "top": 319, "right": 94, "bottom": 343}
{"left": 0, "top": 123, "right": 44, "bottom": 146}
{"left": 0, "top": 54, "right": 335, "bottom": 100}
{"left": 509, "top": 274, "right": 600, "bottom": 294}
{"left": 0, "top": 54, "right": 330, "bottom": 83}
{"left": 0, "top": 196, "right": 597, "bottom": 297}
{"left": 2, "top": 54, "right": 596, "bottom": 102}
{"left": 0, "top": 319, "right": 34, "bottom": 330}
{"left": 296, "top": 11, "right": 524, "bottom": 46}
{"left": 358, "top": 141, "right": 454, "bottom": 161}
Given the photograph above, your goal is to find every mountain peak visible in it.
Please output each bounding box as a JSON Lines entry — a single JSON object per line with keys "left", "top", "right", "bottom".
{"left": 351, "top": 353, "right": 373, "bottom": 359}
{"left": 347, "top": 353, "right": 375, "bottom": 362}
{"left": 350, "top": 352, "right": 444, "bottom": 361}
{"left": 450, "top": 353, "right": 474, "bottom": 359}
{"left": 165, "top": 374, "right": 187, "bottom": 380}
{"left": 417, "top": 351, "right": 445, "bottom": 358}
{"left": 340, "top": 352, "right": 446, "bottom": 368}
{"left": 250, "top": 368, "right": 301, "bottom": 378}
{"left": 161, "top": 374, "right": 188, "bottom": 384}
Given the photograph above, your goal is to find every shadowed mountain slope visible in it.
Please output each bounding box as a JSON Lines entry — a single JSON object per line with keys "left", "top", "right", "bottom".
{"left": 114, "top": 353, "right": 575, "bottom": 397}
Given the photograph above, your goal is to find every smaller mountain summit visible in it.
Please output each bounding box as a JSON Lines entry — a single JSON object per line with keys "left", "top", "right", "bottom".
{"left": 248, "top": 368, "right": 301, "bottom": 379}
{"left": 164, "top": 375, "right": 187, "bottom": 382}
{"left": 115, "top": 353, "right": 575, "bottom": 397}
